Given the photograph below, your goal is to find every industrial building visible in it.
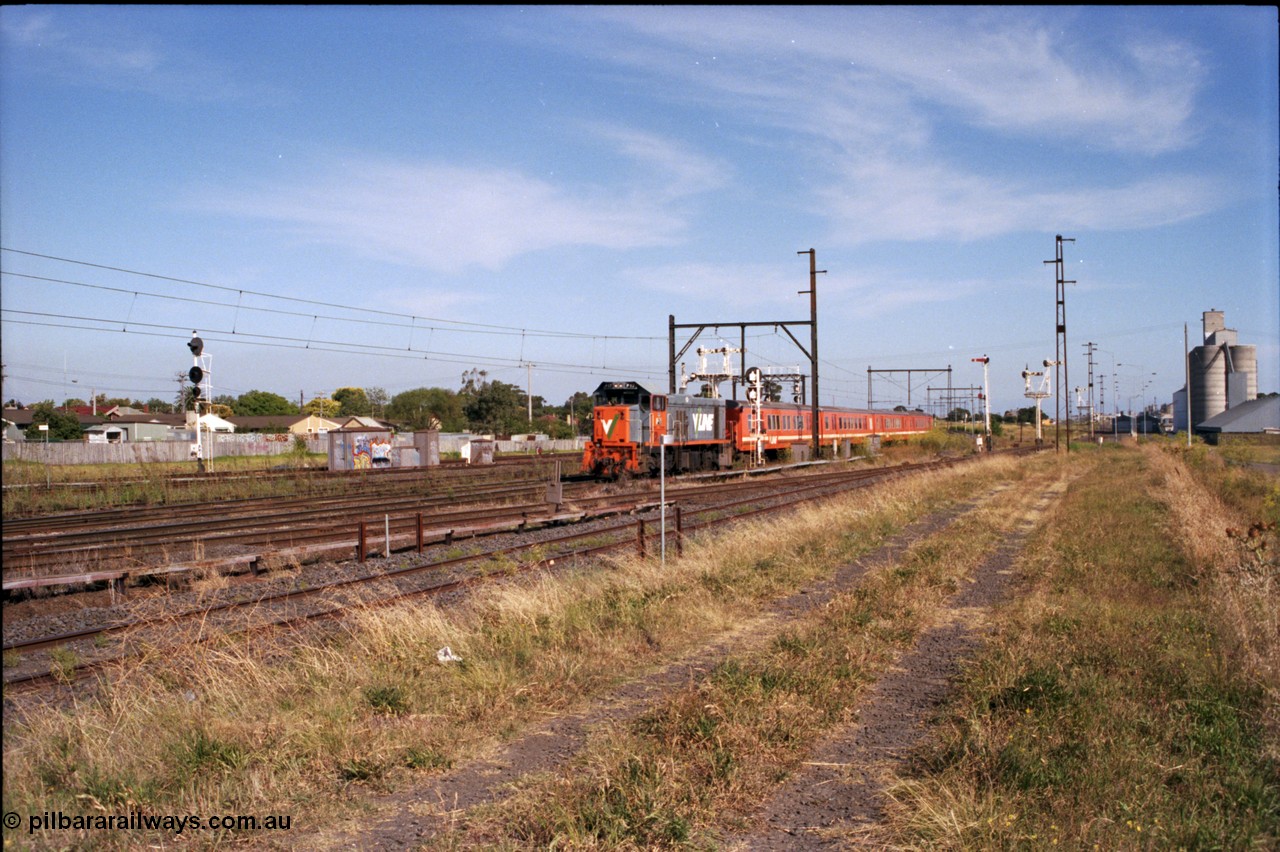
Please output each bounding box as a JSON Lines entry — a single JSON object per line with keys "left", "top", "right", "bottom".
{"left": 1173, "top": 310, "right": 1266, "bottom": 435}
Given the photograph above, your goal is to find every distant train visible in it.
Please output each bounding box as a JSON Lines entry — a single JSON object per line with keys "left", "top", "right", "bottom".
{"left": 580, "top": 381, "right": 934, "bottom": 478}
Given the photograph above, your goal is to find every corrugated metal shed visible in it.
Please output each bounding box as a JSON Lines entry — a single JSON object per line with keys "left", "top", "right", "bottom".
{"left": 1197, "top": 395, "right": 1280, "bottom": 435}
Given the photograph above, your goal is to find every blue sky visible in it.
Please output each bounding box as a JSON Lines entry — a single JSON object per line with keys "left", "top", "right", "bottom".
{"left": 2, "top": 6, "right": 1276, "bottom": 418}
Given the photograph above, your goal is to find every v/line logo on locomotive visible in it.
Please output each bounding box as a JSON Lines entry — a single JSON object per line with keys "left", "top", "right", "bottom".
{"left": 580, "top": 379, "right": 934, "bottom": 479}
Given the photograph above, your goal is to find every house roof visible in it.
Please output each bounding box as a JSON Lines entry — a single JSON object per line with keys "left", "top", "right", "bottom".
{"left": 2, "top": 408, "right": 103, "bottom": 428}
{"left": 227, "top": 415, "right": 308, "bottom": 430}
{"left": 111, "top": 413, "right": 186, "bottom": 426}
{"left": 337, "top": 416, "right": 390, "bottom": 430}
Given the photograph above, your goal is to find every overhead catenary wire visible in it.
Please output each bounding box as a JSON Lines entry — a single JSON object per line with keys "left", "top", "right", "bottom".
{"left": 0, "top": 248, "right": 660, "bottom": 342}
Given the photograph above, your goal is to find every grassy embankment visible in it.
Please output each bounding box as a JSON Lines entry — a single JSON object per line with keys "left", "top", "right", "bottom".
{"left": 7, "top": 439, "right": 1272, "bottom": 849}
{"left": 883, "top": 441, "right": 1279, "bottom": 848}
{"left": 2, "top": 444, "right": 1018, "bottom": 850}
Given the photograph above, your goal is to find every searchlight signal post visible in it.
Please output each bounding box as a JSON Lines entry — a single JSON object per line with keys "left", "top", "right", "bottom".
{"left": 971, "top": 355, "right": 991, "bottom": 445}
{"left": 187, "top": 332, "right": 211, "bottom": 472}
{"left": 1023, "top": 362, "right": 1053, "bottom": 446}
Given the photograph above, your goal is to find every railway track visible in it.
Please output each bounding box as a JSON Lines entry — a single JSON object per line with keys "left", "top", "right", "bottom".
{"left": 3, "top": 457, "right": 970, "bottom": 692}
{"left": 2, "top": 460, "right": 583, "bottom": 580}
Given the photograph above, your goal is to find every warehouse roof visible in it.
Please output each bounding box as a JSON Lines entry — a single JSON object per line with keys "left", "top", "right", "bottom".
{"left": 1197, "top": 395, "right": 1280, "bottom": 434}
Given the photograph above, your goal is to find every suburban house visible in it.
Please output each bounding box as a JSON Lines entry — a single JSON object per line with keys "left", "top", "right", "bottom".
{"left": 225, "top": 414, "right": 343, "bottom": 437}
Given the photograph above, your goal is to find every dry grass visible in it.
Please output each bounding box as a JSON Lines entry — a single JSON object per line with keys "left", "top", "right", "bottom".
{"left": 459, "top": 465, "right": 1060, "bottom": 848}
{"left": 2, "top": 455, "right": 1025, "bottom": 849}
{"left": 880, "top": 444, "right": 1280, "bottom": 850}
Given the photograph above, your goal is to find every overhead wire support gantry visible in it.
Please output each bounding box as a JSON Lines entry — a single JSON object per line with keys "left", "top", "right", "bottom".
{"left": 668, "top": 250, "right": 825, "bottom": 457}
{"left": 1044, "top": 235, "right": 1076, "bottom": 453}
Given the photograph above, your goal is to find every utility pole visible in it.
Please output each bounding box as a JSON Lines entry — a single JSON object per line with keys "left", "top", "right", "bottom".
{"left": 1044, "top": 235, "right": 1075, "bottom": 452}
{"left": 797, "top": 249, "right": 825, "bottom": 458}
{"left": 1082, "top": 341, "right": 1096, "bottom": 438}
{"left": 525, "top": 362, "right": 535, "bottom": 426}
{"left": 1184, "top": 323, "right": 1192, "bottom": 448}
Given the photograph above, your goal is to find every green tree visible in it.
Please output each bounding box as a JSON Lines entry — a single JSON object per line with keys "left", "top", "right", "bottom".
{"left": 234, "top": 390, "right": 299, "bottom": 417}
{"left": 24, "top": 403, "right": 83, "bottom": 441}
{"left": 333, "top": 387, "right": 372, "bottom": 417}
{"left": 367, "top": 386, "right": 389, "bottom": 417}
{"left": 302, "top": 397, "right": 340, "bottom": 418}
{"left": 463, "top": 379, "right": 525, "bottom": 435}
{"left": 143, "top": 397, "right": 175, "bottom": 414}
{"left": 386, "top": 387, "right": 465, "bottom": 431}
{"left": 175, "top": 371, "right": 197, "bottom": 411}
{"left": 564, "top": 391, "right": 594, "bottom": 436}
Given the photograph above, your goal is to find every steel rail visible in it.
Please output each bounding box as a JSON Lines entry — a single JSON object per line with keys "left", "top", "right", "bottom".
{"left": 3, "top": 457, "right": 975, "bottom": 691}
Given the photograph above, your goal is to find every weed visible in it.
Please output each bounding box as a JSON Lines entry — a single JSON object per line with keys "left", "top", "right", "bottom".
{"left": 364, "top": 684, "right": 410, "bottom": 716}
{"left": 338, "top": 757, "right": 385, "bottom": 783}
{"left": 402, "top": 748, "right": 450, "bottom": 770}
{"left": 49, "top": 646, "right": 79, "bottom": 682}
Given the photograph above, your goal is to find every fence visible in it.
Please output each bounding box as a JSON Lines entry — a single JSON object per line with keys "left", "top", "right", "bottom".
{"left": 3, "top": 435, "right": 327, "bottom": 465}
{"left": 3, "top": 435, "right": 587, "bottom": 466}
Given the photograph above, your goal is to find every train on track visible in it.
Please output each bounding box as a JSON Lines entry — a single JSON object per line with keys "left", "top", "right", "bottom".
{"left": 580, "top": 380, "right": 934, "bottom": 478}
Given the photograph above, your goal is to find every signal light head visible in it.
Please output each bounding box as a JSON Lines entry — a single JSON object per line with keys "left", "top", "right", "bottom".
{"left": 188, "top": 334, "right": 204, "bottom": 357}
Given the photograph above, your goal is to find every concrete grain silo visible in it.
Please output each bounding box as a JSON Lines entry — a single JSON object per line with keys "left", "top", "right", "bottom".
{"left": 1186, "top": 310, "right": 1258, "bottom": 431}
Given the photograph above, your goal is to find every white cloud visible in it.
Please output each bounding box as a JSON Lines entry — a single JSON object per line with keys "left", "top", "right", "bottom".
{"left": 1, "top": 7, "right": 280, "bottom": 103}
{"left": 193, "top": 133, "right": 726, "bottom": 273}
{"left": 619, "top": 261, "right": 804, "bottom": 309}
{"left": 572, "top": 8, "right": 1205, "bottom": 156}
{"left": 543, "top": 8, "right": 1222, "bottom": 244}
{"left": 818, "top": 156, "right": 1221, "bottom": 244}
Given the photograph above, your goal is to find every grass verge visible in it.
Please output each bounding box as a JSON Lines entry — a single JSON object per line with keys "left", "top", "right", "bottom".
{"left": 2, "top": 454, "right": 1025, "bottom": 850}
{"left": 438, "top": 461, "right": 1063, "bottom": 847}
{"left": 882, "top": 444, "right": 1279, "bottom": 849}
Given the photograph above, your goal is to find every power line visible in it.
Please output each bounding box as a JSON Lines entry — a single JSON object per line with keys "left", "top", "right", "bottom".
{"left": 1, "top": 247, "right": 661, "bottom": 343}
{"left": 1, "top": 311, "right": 665, "bottom": 381}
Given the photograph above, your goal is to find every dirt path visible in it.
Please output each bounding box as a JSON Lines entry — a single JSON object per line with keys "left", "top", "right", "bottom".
{"left": 305, "top": 469, "right": 1068, "bottom": 850}
{"left": 720, "top": 476, "right": 1070, "bottom": 849}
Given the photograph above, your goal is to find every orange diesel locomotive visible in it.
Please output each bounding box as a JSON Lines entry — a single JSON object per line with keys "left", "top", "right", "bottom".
{"left": 580, "top": 381, "right": 933, "bottom": 477}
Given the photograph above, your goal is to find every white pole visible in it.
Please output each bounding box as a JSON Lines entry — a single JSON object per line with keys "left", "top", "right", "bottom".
{"left": 1185, "top": 323, "right": 1192, "bottom": 448}
{"left": 660, "top": 434, "right": 671, "bottom": 564}
{"left": 526, "top": 363, "right": 535, "bottom": 426}
{"left": 983, "top": 359, "right": 991, "bottom": 435}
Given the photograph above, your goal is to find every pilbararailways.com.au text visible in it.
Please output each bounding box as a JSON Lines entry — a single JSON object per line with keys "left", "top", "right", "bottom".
{"left": 15, "top": 811, "right": 292, "bottom": 834}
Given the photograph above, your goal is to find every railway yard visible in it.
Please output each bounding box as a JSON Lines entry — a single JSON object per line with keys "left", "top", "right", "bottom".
{"left": 3, "top": 450, "right": 973, "bottom": 692}
{"left": 3, "top": 439, "right": 1277, "bottom": 850}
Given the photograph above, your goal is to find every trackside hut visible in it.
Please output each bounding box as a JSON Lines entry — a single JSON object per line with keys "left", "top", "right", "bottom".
{"left": 328, "top": 427, "right": 395, "bottom": 470}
